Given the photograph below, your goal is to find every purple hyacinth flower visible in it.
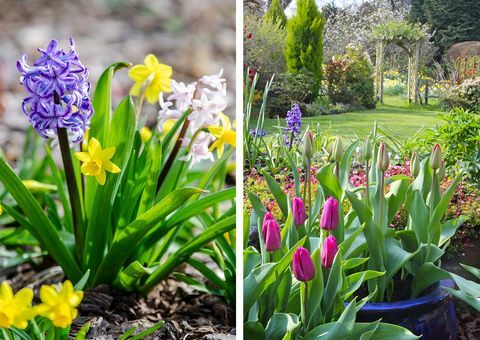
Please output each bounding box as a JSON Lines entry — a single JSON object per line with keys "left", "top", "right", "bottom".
{"left": 17, "top": 38, "right": 93, "bottom": 143}
{"left": 284, "top": 103, "right": 302, "bottom": 147}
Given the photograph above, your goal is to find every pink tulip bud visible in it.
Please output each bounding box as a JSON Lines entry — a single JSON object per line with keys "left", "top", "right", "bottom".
{"left": 321, "top": 235, "right": 338, "bottom": 268}
{"left": 262, "top": 218, "right": 281, "bottom": 252}
{"left": 430, "top": 144, "right": 442, "bottom": 170}
{"left": 263, "top": 211, "right": 275, "bottom": 227}
{"left": 320, "top": 196, "right": 338, "bottom": 230}
{"left": 377, "top": 142, "right": 390, "bottom": 171}
{"left": 292, "top": 247, "right": 315, "bottom": 282}
{"left": 292, "top": 197, "right": 307, "bottom": 226}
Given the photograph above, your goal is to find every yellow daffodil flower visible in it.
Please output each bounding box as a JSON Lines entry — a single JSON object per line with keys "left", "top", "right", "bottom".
{"left": 0, "top": 282, "right": 35, "bottom": 329}
{"left": 35, "top": 281, "right": 83, "bottom": 329}
{"left": 208, "top": 113, "right": 236, "bottom": 158}
{"left": 129, "top": 54, "right": 172, "bottom": 104}
{"left": 74, "top": 138, "right": 121, "bottom": 185}
{"left": 0, "top": 204, "right": 2, "bottom": 215}
{"left": 140, "top": 127, "right": 153, "bottom": 144}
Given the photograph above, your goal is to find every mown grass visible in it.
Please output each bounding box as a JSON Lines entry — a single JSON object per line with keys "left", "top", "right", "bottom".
{"left": 256, "top": 96, "right": 446, "bottom": 139}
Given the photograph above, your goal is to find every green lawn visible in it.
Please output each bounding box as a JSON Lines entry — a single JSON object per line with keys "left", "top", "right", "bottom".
{"left": 258, "top": 96, "right": 446, "bottom": 139}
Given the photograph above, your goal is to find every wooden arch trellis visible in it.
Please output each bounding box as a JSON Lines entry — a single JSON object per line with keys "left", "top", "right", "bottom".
{"left": 372, "top": 21, "right": 426, "bottom": 104}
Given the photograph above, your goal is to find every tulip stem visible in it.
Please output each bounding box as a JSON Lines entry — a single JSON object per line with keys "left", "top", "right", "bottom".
{"left": 303, "top": 282, "right": 309, "bottom": 331}
{"left": 305, "top": 159, "right": 312, "bottom": 231}
{"left": 379, "top": 170, "right": 385, "bottom": 232}
{"left": 58, "top": 128, "right": 84, "bottom": 258}
{"left": 335, "top": 161, "right": 340, "bottom": 181}
{"left": 365, "top": 160, "right": 370, "bottom": 206}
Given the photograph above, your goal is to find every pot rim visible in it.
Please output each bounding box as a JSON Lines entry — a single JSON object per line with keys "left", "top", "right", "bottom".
{"left": 358, "top": 279, "right": 455, "bottom": 312}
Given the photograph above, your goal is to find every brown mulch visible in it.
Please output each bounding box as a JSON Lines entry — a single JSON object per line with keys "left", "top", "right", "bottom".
{"left": 3, "top": 262, "right": 235, "bottom": 339}
{"left": 457, "top": 300, "right": 480, "bottom": 340}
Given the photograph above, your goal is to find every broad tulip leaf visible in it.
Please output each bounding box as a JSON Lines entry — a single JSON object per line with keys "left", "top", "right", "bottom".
{"left": 263, "top": 172, "right": 288, "bottom": 218}
{"left": 265, "top": 313, "right": 300, "bottom": 340}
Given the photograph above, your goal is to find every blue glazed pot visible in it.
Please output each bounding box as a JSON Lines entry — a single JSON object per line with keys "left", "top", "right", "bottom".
{"left": 354, "top": 279, "right": 457, "bottom": 339}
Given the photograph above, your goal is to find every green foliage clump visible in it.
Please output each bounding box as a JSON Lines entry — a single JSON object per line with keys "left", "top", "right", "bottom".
{"left": 410, "top": 0, "right": 480, "bottom": 53}
{"left": 371, "top": 19, "right": 425, "bottom": 42}
{"left": 244, "top": 13, "right": 287, "bottom": 87}
{"left": 440, "top": 77, "right": 480, "bottom": 112}
{"left": 432, "top": 108, "right": 480, "bottom": 184}
{"left": 264, "top": 0, "right": 287, "bottom": 28}
{"left": 284, "top": 0, "right": 325, "bottom": 84}
{"left": 325, "top": 46, "right": 376, "bottom": 110}
{"left": 267, "top": 70, "right": 316, "bottom": 117}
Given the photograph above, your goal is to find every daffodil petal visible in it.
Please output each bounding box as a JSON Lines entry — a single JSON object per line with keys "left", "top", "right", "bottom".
{"left": 88, "top": 138, "right": 101, "bottom": 156}
{"left": 223, "top": 130, "right": 236, "bottom": 147}
{"left": 217, "top": 143, "right": 225, "bottom": 158}
{"left": 70, "top": 291, "right": 84, "bottom": 308}
{"left": 98, "top": 146, "right": 116, "bottom": 160}
{"left": 158, "top": 78, "right": 172, "bottom": 93}
{"left": 208, "top": 126, "right": 223, "bottom": 138}
{"left": 144, "top": 54, "right": 159, "bottom": 69}
{"left": 0, "top": 282, "right": 14, "bottom": 301}
{"left": 156, "top": 63, "right": 173, "bottom": 78}
{"left": 74, "top": 152, "right": 91, "bottom": 163}
{"left": 104, "top": 161, "right": 121, "bottom": 173}
{"left": 128, "top": 65, "right": 151, "bottom": 82}
{"left": 96, "top": 169, "right": 106, "bottom": 185}
{"left": 129, "top": 81, "right": 143, "bottom": 97}
{"left": 40, "top": 285, "right": 59, "bottom": 306}
{"left": 14, "top": 288, "right": 33, "bottom": 306}
{"left": 145, "top": 84, "right": 161, "bottom": 104}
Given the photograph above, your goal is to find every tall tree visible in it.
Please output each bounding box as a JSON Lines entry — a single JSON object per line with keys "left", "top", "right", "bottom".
{"left": 284, "top": 0, "right": 325, "bottom": 82}
{"left": 410, "top": 0, "right": 480, "bottom": 53}
{"left": 265, "top": 0, "right": 287, "bottom": 27}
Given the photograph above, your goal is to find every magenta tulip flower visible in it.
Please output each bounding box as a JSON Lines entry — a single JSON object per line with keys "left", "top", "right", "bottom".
{"left": 321, "top": 235, "right": 338, "bottom": 268}
{"left": 292, "top": 197, "right": 307, "bottom": 226}
{"left": 320, "top": 196, "right": 338, "bottom": 231}
{"left": 262, "top": 218, "right": 281, "bottom": 252}
{"left": 292, "top": 247, "right": 315, "bottom": 282}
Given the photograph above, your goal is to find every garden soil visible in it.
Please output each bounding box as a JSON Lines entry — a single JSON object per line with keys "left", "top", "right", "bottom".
{"left": 5, "top": 261, "right": 235, "bottom": 339}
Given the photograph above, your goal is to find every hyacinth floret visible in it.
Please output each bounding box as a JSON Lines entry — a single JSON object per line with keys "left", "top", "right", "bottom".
{"left": 17, "top": 38, "right": 93, "bottom": 143}
{"left": 284, "top": 103, "right": 302, "bottom": 147}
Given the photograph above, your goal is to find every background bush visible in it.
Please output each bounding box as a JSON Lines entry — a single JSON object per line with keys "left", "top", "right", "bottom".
{"left": 267, "top": 69, "right": 316, "bottom": 117}
{"left": 325, "top": 46, "right": 376, "bottom": 109}
{"left": 440, "top": 77, "right": 480, "bottom": 112}
{"left": 244, "top": 13, "right": 287, "bottom": 87}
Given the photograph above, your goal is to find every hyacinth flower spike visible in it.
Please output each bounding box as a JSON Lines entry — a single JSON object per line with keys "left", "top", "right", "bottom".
{"left": 17, "top": 38, "right": 93, "bottom": 255}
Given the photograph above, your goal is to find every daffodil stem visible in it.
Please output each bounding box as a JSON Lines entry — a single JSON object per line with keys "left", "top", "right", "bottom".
{"left": 156, "top": 119, "right": 190, "bottom": 193}
{"left": 58, "top": 128, "right": 84, "bottom": 258}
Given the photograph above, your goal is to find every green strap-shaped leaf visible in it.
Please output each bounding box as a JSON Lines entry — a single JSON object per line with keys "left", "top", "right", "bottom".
{"left": 93, "top": 187, "right": 203, "bottom": 285}
{"left": 263, "top": 172, "right": 288, "bottom": 218}
{"left": 140, "top": 214, "right": 236, "bottom": 293}
{"left": 84, "top": 96, "right": 137, "bottom": 275}
{"left": 0, "top": 158, "right": 83, "bottom": 281}
{"left": 90, "top": 62, "right": 131, "bottom": 145}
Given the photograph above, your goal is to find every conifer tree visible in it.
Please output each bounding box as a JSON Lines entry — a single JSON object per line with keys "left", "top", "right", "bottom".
{"left": 265, "top": 0, "right": 287, "bottom": 28}
{"left": 284, "top": 0, "right": 325, "bottom": 83}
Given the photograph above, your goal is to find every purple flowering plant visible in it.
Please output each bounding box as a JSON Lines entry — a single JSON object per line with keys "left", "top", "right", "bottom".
{"left": 284, "top": 103, "right": 302, "bottom": 148}
{"left": 0, "top": 39, "right": 235, "bottom": 299}
{"left": 17, "top": 39, "right": 93, "bottom": 143}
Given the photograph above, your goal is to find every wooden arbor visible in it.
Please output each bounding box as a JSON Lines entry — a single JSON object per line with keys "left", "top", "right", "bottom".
{"left": 372, "top": 21, "right": 426, "bottom": 104}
